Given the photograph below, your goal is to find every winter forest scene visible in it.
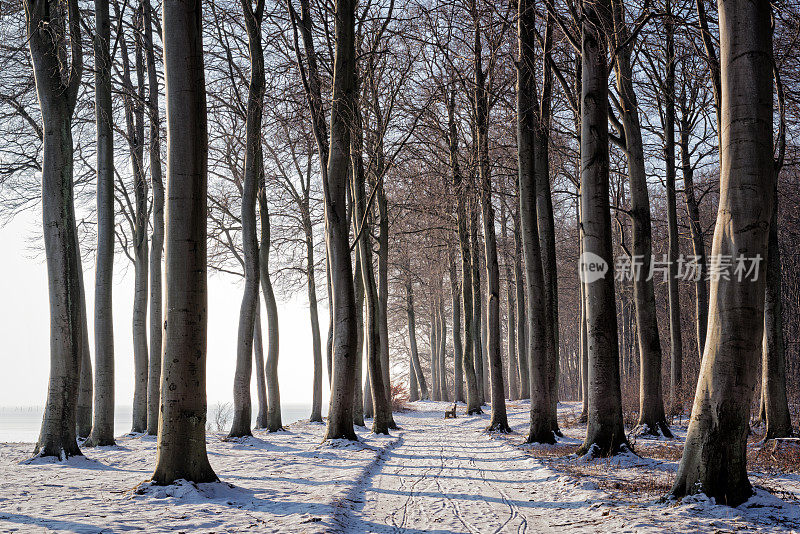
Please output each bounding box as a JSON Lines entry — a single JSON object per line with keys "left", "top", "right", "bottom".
{"left": 1, "top": 0, "right": 800, "bottom": 529}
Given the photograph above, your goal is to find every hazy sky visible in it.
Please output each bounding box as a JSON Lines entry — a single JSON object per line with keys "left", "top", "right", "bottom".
{"left": 0, "top": 209, "right": 331, "bottom": 408}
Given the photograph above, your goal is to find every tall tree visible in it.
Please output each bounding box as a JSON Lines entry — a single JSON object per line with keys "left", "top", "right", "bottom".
{"left": 322, "top": 0, "right": 359, "bottom": 441}
{"left": 151, "top": 0, "right": 217, "bottom": 484}
{"left": 87, "top": 0, "right": 115, "bottom": 447}
{"left": 27, "top": 0, "right": 84, "bottom": 459}
{"left": 518, "top": 0, "right": 555, "bottom": 444}
{"left": 670, "top": 0, "right": 773, "bottom": 504}
{"left": 228, "top": 0, "right": 266, "bottom": 439}
{"left": 608, "top": 0, "right": 670, "bottom": 437}
{"left": 144, "top": 0, "right": 165, "bottom": 437}
{"left": 576, "top": 0, "right": 627, "bottom": 456}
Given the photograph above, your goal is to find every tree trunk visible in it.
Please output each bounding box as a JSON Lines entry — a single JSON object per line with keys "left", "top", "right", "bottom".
{"left": 409, "top": 349, "right": 419, "bottom": 402}
{"left": 762, "top": 180, "right": 792, "bottom": 440}
{"left": 301, "top": 212, "right": 324, "bottom": 423}
{"left": 535, "top": 15, "right": 560, "bottom": 434}
{"left": 470, "top": 198, "right": 485, "bottom": 405}
{"left": 506, "top": 266, "right": 519, "bottom": 401}
{"left": 260, "top": 196, "right": 283, "bottom": 432}
{"left": 438, "top": 294, "right": 449, "bottom": 402}
{"left": 87, "top": 0, "right": 115, "bottom": 447}
{"left": 609, "top": 0, "right": 670, "bottom": 438}
{"left": 28, "top": 0, "right": 84, "bottom": 459}
{"left": 121, "top": 28, "right": 149, "bottom": 435}
{"left": 449, "top": 248, "right": 464, "bottom": 402}
{"left": 151, "top": 0, "right": 217, "bottom": 482}
{"left": 576, "top": 0, "right": 627, "bottom": 456}
{"left": 353, "top": 245, "right": 365, "bottom": 426}
{"left": 322, "top": 0, "right": 358, "bottom": 442}
{"left": 664, "top": 7, "right": 683, "bottom": 417}
{"left": 352, "top": 121, "right": 391, "bottom": 435}
{"left": 679, "top": 110, "right": 709, "bottom": 360}
{"left": 670, "top": 0, "right": 773, "bottom": 505}
{"left": 405, "top": 279, "right": 428, "bottom": 400}
{"left": 144, "top": 0, "right": 164, "bottom": 437}
{"left": 376, "top": 178, "right": 397, "bottom": 429}
{"left": 430, "top": 302, "right": 440, "bottom": 401}
{"left": 254, "top": 302, "right": 268, "bottom": 429}
{"left": 76, "top": 248, "right": 93, "bottom": 439}
{"left": 518, "top": 0, "right": 555, "bottom": 443}
{"left": 513, "top": 207, "right": 529, "bottom": 399}
{"left": 228, "top": 0, "right": 266, "bottom": 438}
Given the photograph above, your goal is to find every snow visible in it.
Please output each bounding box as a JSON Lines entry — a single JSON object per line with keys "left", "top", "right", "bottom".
{"left": 1, "top": 401, "right": 799, "bottom": 532}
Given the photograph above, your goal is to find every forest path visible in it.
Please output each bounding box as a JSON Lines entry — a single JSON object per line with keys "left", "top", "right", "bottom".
{"left": 341, "top": 401, "right": 600, "bottom": 533}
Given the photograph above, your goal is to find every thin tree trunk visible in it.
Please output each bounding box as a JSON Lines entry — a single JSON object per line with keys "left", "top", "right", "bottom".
{"left": 664, "top": 7, "right": 683, "bottom": 417}
{"left": 409, "top": 349, "right": 419, "bottom": 401}
{"left": 535, "top": 15, "right": 560, "bottom": 433}
{"left": 449, "top": 248, "right": 464, "bottom": 402}
{"left": 87, "top": 0, "right": 115, "bottom": 447}
{"left": 670, "top": 0, "right": 773, "bottom": 504}
{"left": 518, "top": 0, "right": 555, "bottom": 443}
{"left": 506, "top": 267, "right": 519, "bottom": 401}
{"left": 144, "top": 0, "right": 164, "bottom": 437}
{"left": 254, "top": 302, "right": 268, "bottom": 429}
{"left": 260, "top": 196, "right": 283, "bottom": 432}
{"left": 576, "top": 0, "right": 627, "bottom": 456}
{"left": 151, "top": 0, "right": 217, "bottom": 482}
{"left": 405, "top": 279, "right": 428, "bottom": 400}
{"left": 377, "top": 175, "right": 397, "bottom": 428}
{"left": 679, "top": 110, "right": 708, "bottom": 360}
{"left": 762, "top": 180, "right": 792, "bottom": 440}
{"left": 609, "top": 0, "right": 670, "bottom": 438}
{"left": 353, "top": 246, "right": 365, "bottom": 426}
{"left": 513, "top": 207, "right": 529, "bottom": 399}
{"left": 76, "top": 249, "right": 93, "bottom": 439}
{"left": 304, "top": 213, "right": 324, "bottom": 423}
{"left": 322, "top": 0, "right": 358, "bottom": 442}
{"left": 438, "top": 294, "right": 449, "bottom": 402}
{"left": 470, "top": 197, "right": 485, "bottom": 405}
{"left": 229, "top": 0, "right": 266, "bottom": 438}
{"left": 352, "top": 122, "right": 391, "bottom": 435}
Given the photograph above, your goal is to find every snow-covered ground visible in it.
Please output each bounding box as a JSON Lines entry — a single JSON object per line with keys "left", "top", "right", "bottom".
{"left": 1, "top": 401, "right": 799, "bottom": 532}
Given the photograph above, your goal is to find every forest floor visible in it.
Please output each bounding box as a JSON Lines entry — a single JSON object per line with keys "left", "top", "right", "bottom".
{"left": 1, "top": 400, "right": 799, "bottom": 533}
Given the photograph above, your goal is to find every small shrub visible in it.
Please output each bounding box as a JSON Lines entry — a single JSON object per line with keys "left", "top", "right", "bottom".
{"left": 391, "top": 383, "right": 409, "bottom": 412}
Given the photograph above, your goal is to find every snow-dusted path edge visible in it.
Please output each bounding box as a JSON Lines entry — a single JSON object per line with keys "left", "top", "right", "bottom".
{"left": 1, "top": 401, "right": 799, "bottom": 533}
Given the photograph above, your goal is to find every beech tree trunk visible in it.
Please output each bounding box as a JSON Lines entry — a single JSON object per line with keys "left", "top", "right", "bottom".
{"left": 405, "top": 279, "right": 428, "bottom": 399}
{"left": 664, "top": 8, "right": 683, "bottom": 416}
{"left": 151, "top": 0, "right": 217, "bottom": 482}
{"left": 438, "top": 295, "right": 448, "bottom": 402}
{"left": 449, "top": 88, "right": 481, "bottom": 414}
{"left": 513, "top": 207, "right": 529, "bottom": 399}
{"left": 377, "top": 178, "right": 397, "bottom": 429}
{"left": 353, "top": 246, "right": 365, "bottom": 426}
{"left": 260, "top": 196, "right": 283, "bottom": 432}
{"left": 762, "top": 183, "right": 792, "bottom": 440}
{"left": 322, "top": 0, "right": 358, "bottom": 442}
{"left": 670, "top": 0, "right": 773, "bottom": 504}
{"left": 254, "top": 302, "right": 268, "bottom": 429}
{"left": 28, "top": 0, "right": 84, "bottom": 459}
{"left": 576, "top": 0, "right": 627, "bottom": 456}
{"left": 304, "top": 211, "right": 324, "bottom": 423}
{"left": 76, "top": 249, "right": 93, "bottom": 439}
{"left": 609, "top": 0, "right": 670, "bottom": 437}
{"left": 352, "top": 121, "right": 391, "bottom": 435}
{"left": 449, "top": 248, "right": 464, "bottom": 402}
{"left": 679, "top": 109, "right": 709, "bottom": 360}
{"left": 229, "top": 0, "right": 266, "bottom": 438}
{"left": 144, "top": 0, "right": 164, "bottom": 437}
{"left": 518, "top": 0, "right": 555, "bottom": 443}
{"left": 470, "top": 198, "right": 485, "bottom": 405}
{"left": 87, "top": 0, "right": 115, "bottom": 447}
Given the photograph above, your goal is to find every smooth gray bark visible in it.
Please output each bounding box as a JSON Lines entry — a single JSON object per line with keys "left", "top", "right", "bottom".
{"left": 518, "top": 0, "right": 555, "bottom": 443}
{"left": 229, "top": 0, "right": 266, "bottom": 438}
{"left": 670, "top": 0, "right": 773, "bottom": 504}
{"left": 28, "top": 0, "right": 84, "bottom": 459}
{"left": 449, "top": 248, "right": 464, "bottom": 402}
{"left": 576, "top": 0, "right": 627, "bottom": 456}
{"left": 260, "top": 196, "right": 283, "bottom": 432}
{"left": 254, "top": 302, "right": 268, "bottom": 429}
{"left": 144, "top": 0, "right": 164, "bottom": 437}
{"left": 87, "top": 0, "right": 115, "bottom": 447}
{"left": 405, "top": 279, "right": 428, "bottom": 400}
{"left": 151, "top": 0, "right": 217, "bottom": 482}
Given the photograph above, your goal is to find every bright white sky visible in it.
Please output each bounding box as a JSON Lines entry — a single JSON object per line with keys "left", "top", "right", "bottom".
{"left": 0, "top": 209, "right": 331, "bottom": 408}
